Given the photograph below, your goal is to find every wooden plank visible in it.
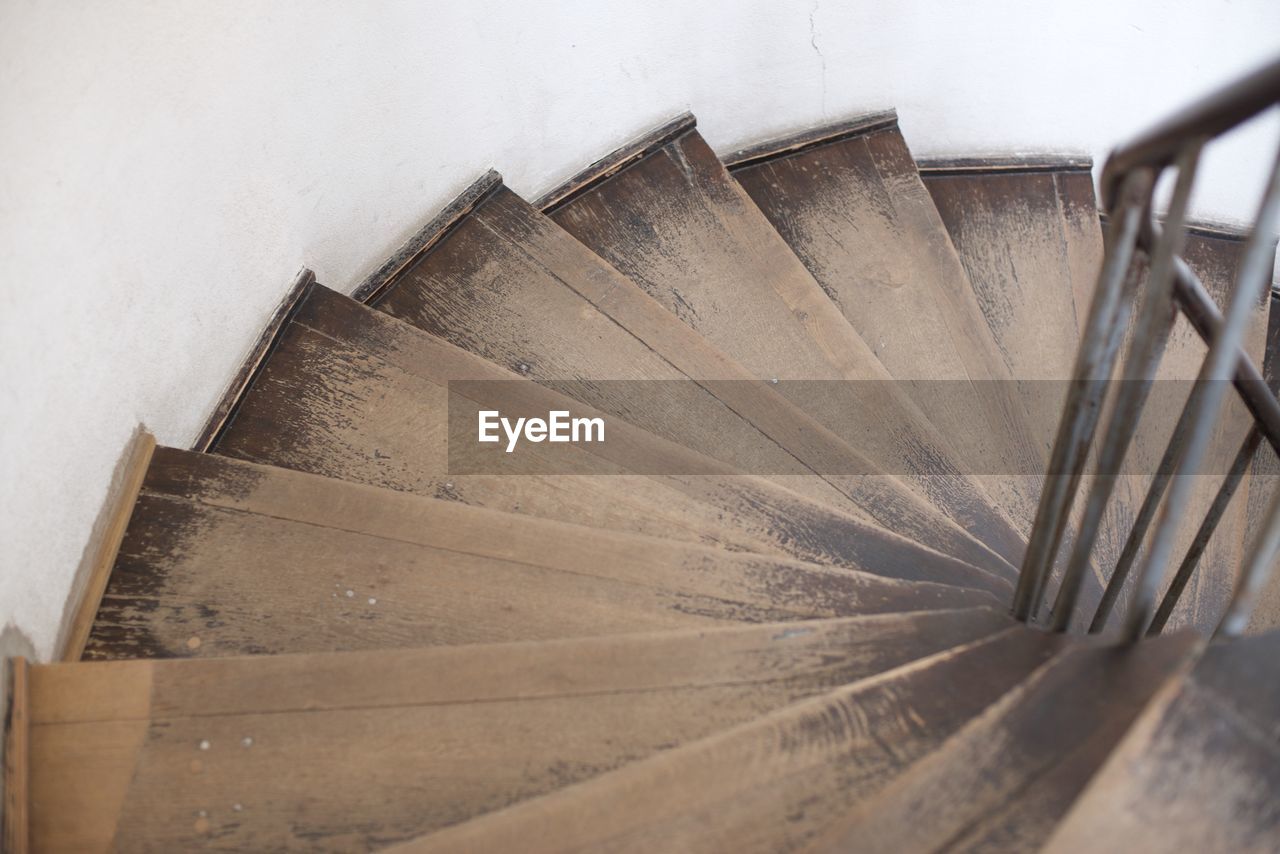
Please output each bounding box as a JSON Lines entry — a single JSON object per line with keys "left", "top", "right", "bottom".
{"left": 810, "top": 631, "right": 1201, "bottom": 852}
{"left": 85, "top": 447, "right": 1002, "bottom": 660}
{"left": 57, "top": 430, "right": 155, "bottom": 662}
{"left": 207, "top": 281, "right": 1016, "bottom": 590}
{"left": 730, "top": 120, "right": 1047, "bottom": 534}
{"left": 1044, "top": 631, "right": 1280, "bottom": 852}
{"left": 30, "top": 610, "right": 1010, "bottom": 852}
{"left": 363, "top": 176, "right": 1016, "bottom": 579}
{"left": 3, "top": 657, "right": 29, "bottom": 854}
{"left": 379, "top": 626, "right": 1066, "bottom": 854}
{"left": 542, "top": 120, "right": 1028, "bottom": 566}
{"left": 921, "top": 163, "right": 1114, "bottom": 622}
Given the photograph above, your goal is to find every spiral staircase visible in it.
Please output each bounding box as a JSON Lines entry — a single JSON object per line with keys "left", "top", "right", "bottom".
{"left": 5, "top": 58, "right": 1280, "bottom": 853}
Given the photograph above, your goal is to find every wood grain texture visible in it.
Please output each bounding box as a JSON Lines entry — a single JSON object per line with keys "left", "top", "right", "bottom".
{"left": 59, "top": 430, "right": 155, "bottom": 662}
{"left": 731, "top": 121, "right": 1046, "bottom": 539}
{"left": 31, "top": 609, "right": 1010, "bottom": 852}
{"left": 382, "top": 626, "right": 1066, "bottom": 854}
{"left": 365, "top": 177, "right": 1016, "bottom": 580}
{"left": 546, "top": 123, "right": 1028, "bottom": 567}
{"left": 84, "top": 447, "right": 1002, "bottom": 660}
{"left": 3, "top": 657, "right": 29, "bottom": 854}
{"left": 810, "top": 631, "right": 1201, "bottom": 852}
{"left": 207, "top": 281, "right": 1015, "bottom": 591}
{"left": 1044, "top": 630, "right": 1280, "bottom": 853}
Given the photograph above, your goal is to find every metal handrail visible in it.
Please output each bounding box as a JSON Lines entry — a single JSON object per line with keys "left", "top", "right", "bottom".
{"left": 1016, "top": 54, "right": 1280, "bottom": 641}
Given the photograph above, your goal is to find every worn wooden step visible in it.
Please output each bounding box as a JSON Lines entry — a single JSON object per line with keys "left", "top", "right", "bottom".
{"left": 205, "top": 273, "right": 1017, "bottom": 585}
{"left": 14, "top": 609, "right": 1010, "bottom": 852}
{"left": 83, "top": 447, "right": 1005, "bottom": 660}
{"left": 537, "top": 114, "right": 1029, "bottom": 569}
{"left": 727, "top": 113, "right": 1043, "bottom": 531}
{"left": 810, "top": 630, "right": 1202, "bottom": 852}
{"left": 349, "top": 172, "right": 1016, "bottom": 580}
{"left": 1043, "top": 630, "right": 1280, "bottom": 852}
{"left": 381, "top": 626, "right": 1066, "bottom": 854}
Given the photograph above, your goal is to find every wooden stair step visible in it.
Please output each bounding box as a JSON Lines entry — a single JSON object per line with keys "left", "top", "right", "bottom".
{"left": 919, "top": 159, "right": 1118, "bottom": 626}
{"left": 351, "top": 172, "right": 1016, "bottom": 581}
{"left": 1043, "top": 629, "right": 1280, "bottom": 852}
{"left": 538, "top": 115, "right": 1030, "bottom": 569}
{"left": 84, "top": 447, "right": 1004, "bottom": 660}
{"left": 728, "top": 113, "right": 1043, "bottom": 531}
{"left": 810, "top": 629, "right": 1202, "bottom": 852}
{"left": 21, "top": 609, "right": 1010, "bottom": 852}
{"left": 206, "top": 276, "right": 1016, "bottom": 589}
{"left": 379, "top": 625, "right": 1066, "bottom": 854}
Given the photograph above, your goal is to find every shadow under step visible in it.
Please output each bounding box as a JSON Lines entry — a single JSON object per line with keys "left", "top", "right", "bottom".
{"left": 11, "top": 609, "right": 1011, "bottom": 852}
{"left": 84, "top": 446, "right": 1006, "bottom": 661}
{"left": 378, "top": 625, "right": 1065, "bottom": 853}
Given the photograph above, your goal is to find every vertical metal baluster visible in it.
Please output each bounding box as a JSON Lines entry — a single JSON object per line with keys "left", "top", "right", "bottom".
{"left": 1011, "top": 170, "right": 1153, "bottom": 621}
{"left": 1124, "top": 143, "right": 1280, "bottom": 641}
{"left": 1050, "top": 144, "right": 1203, "bottom": 631}
{"left": 1148, "top": 425, "right": 1262, "bottom": 634}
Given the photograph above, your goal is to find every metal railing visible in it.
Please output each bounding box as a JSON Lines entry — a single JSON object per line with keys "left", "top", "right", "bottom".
{"left": 1012, "top": 55, "right": 1280, "bottom": 641}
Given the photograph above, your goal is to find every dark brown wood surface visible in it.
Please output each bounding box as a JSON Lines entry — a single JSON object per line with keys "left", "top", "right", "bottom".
{"left": 380, "top": 627, "right": 1066, "bottom": 854}
{"left": 545, "top": 122, "right": 1029, "bottom": 567}
{"left": 811, "top": 630, "right": 1201, "bottom": 852}
{"left": 31, "top": 609, "right": 1011, "bottom": 852}
{"left": 360, "top": 175, "right": 1017, "bottom": 579}
{"left": 731, "top": 120, "right": 1044, "bottom": 532}
{"left": 207, "top": 280, "right": 1017, "bottom": 586}
{"left": 1044, "top": 631, "right": 1280, "bottom": 852}
{"left": 84, "top": 447, "right": 1003, "bottom": 660}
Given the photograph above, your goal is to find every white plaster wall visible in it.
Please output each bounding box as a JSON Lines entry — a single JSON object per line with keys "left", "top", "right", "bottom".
{"left": 1, "top": 0, "right": 1277, "bottom": 659}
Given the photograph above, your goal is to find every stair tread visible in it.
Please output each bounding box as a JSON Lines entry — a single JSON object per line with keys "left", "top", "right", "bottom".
{"left": 811, "top": 630, "right": 1202, "bottom": 852}
{"left": 1044, "top": 630, "right": 1280, "bottom": 852}
{"left": 205, "top": 282, "right": 1013, "bottom": 591}
{"left": 543, "top": 118, "right": 1029, "bottom": 567}
{"left": 85, "top": 447, "right": 1004, "bottom": 660}
{"left": 361, "top": 175, "right": 1016, "bottom": 579}
{"left": 730, "top": 118, "right": 1043, "bottom": 528}
{"left": 31, "top": 609, "right": 1010, "bottom": 852}
{"left": 378, "top": 626, "right": 1066, "bottom": 854}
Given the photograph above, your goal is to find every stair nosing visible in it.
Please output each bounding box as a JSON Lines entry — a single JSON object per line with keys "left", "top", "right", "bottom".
{"left": 917, "top": 154, "right": 1095, "bottom": 176}
{"left": 351, "top": 169, "right": 504, "bottom": 306}
{"left": 193, "top": 268, "right": 317, "bottom": 453}
{"left": 534, "top": 112, "right": 697, "bottom": 214}
{"left": 722, "top": 109, "right": 900, "bottom": 171}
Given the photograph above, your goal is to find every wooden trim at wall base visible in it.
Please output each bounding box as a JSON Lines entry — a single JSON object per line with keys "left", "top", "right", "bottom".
{"left": 352, "top": 170, "right": 505, "bottom": 306}
{"left": 3, "top": 656, "right": 29, "bottom": 854}
{"left": 916, "top": 155, "right": 1094, "bottom": 177}
{"left": 535, "top": 112, "right": 696, "bottom": 214}
{"left": 57, "top": 430, "right": 156, "bottom": 662}
{"left": 722, "top": 109, "right": 900, "bottom": 171}
{"left": 192, "top": 268, "right": 317, "bottom": 452}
